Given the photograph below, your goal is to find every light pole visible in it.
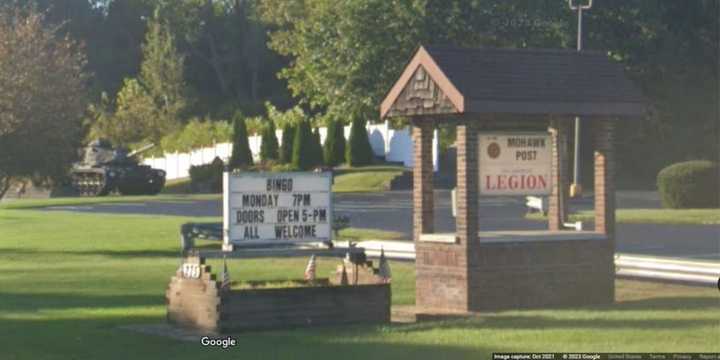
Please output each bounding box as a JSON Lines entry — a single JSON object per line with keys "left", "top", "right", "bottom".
{"left": 568, "top": 0, "right": 592, "bottom": 198}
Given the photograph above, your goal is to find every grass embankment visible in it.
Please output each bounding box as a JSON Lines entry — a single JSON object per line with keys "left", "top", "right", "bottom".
{"left": 0, "top": 208, "right": 718, "bottom": 359}
{"left": 332, "top": 165, "right": 405, "bottom": 193}
{"left": 527, "top": 208, "right": 720, "bottom": 225}
{"left": 162, "top": 165, "right": 407, "bottom": 194}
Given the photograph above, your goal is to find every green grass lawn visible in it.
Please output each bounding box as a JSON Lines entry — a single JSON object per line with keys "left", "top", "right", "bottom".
{"left": 331, "top": 165, "right": 406, "bottom": 193}
{"left": 1, "top": 208, "right": 718, "bottom": 359}
{"left": 527, "top": 208, "right": 720, "bottom": 225}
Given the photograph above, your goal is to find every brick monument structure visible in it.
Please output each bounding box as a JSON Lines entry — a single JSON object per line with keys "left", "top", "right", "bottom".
{"left": 380, "top": 46, "right": 644, "bottom": 313}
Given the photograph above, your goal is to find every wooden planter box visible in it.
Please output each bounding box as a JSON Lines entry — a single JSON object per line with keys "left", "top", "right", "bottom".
{"left": 166, "top": 261, "right": 391, "bottom": 333}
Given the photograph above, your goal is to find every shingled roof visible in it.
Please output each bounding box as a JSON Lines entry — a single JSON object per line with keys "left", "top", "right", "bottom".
{"left": 380, "top": 45, "right": 646, "bottom": 119}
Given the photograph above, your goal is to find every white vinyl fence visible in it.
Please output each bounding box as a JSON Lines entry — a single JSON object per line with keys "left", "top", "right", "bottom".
{"left": 144, "top": 121, "right": 438, "bottom": 180}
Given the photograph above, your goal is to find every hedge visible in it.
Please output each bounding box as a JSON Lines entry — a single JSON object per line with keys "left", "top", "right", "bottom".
{"left": 189, "top": 156, "right": 225, "bottom": 193}
{"left": 657, "top": 160, "right": 719, "bottom": 209}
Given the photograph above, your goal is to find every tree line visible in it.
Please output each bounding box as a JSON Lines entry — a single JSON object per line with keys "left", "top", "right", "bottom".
{"left": 0, "top": 0, "right": 717, "bottom": 197}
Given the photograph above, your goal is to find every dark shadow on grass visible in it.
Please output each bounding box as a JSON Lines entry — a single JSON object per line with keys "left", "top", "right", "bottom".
{"left": 0, "top": 245, "right": 219, "bottom": 259}
{"left": 602, "top": 296, "right": 720, "bottom": 311}
{"left": 389, "top": 314, "right": 716, "bottom": 334}
{"left": 1, "top": 314, "right": 497, "bottom": 360}
{"left": 0, "top": 292, "right": 163, "bottom": 312}
{"left": 333, "top": 166, "right": 405, "bottom": 176}
{"left": 388, "top": 296, "right": 719, "bottom": 334}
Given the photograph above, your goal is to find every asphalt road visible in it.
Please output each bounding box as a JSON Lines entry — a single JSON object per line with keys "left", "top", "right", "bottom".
{"left": 45, "top": 191, "right": 719, "bottom": 262}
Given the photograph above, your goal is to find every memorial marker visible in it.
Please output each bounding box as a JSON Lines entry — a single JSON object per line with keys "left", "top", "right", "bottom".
{"left": 479, "top": 132, "right": 552, "bottom": 195}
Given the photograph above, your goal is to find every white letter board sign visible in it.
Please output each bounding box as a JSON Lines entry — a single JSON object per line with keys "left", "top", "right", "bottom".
{"left": 223, "top": 172, "right": 333, "bottom": 247}
{"left": 478, "top": 132, "right": 552, "bottom": 196}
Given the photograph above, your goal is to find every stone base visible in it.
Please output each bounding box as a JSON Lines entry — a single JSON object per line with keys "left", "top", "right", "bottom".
{"left": 416, "top": 232, "right": 615, "bottom": 312}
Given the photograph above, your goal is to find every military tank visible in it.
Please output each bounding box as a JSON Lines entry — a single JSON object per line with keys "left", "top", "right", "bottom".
{"left": 70, "top": 140, "right": 166, "bottom": 196}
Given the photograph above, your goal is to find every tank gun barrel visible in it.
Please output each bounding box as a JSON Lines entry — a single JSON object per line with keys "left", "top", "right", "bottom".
{"left": 128, "top": 143, "right": 155, "bottom": 158}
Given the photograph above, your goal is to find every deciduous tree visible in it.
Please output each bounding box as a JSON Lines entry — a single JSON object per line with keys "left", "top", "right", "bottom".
{"left": 0, "top": 8, "right": 89, "bottom": 198}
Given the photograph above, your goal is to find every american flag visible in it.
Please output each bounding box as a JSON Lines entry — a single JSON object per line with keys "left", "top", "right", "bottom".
{"left": 221, "top": 256, "right": 231, "bottom": 290}
{"left": 378, "top": 247, "right": 392, "bottom": 283}
{"left": 304, "top": 255, "right": 317, "bottom": 281}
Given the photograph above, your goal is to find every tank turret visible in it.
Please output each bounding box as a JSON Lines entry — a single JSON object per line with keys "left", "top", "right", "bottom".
{"left": 70, "top": 140, "right": 166, "bottom": 196}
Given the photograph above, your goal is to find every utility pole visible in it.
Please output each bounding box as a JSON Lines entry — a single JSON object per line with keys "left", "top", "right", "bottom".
{"left": 568, "top": 0, "right": 592, "bottom": 198}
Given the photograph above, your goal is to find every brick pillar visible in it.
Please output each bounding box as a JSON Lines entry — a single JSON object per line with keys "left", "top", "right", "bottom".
{"left": 414, "top": 121, "right": 474, "bottom": 313}
{"left": 413, "top": 120, "right": 434, "bottom": 241}
{"left": 455, "top": 123, "right": 479, "bottom": 248}
{"left": 594, "top": 120, "right": 616, "bottom": 239}
{"left": 593, "top": 119, "right": 616, "bottom": 304}
{"left": 548, "top": 119, "right": 569, "bottom": 231}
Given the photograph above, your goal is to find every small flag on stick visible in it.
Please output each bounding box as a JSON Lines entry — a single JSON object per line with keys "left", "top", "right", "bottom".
{"left": 304, "top": 255, "right": 317, "bottom": 281}
{"left": 221, "top": 256, "right": 231, "bottom": 290}
{"left": 378, "top": 247, "right": 392, "bottom": 283}
{"left": 340, "top": 264, "right": 349, "bottom": 285}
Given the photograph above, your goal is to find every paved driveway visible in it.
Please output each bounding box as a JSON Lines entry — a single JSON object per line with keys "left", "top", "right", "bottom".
{"left": 44, "top": 191, "right": 719, "bottom": 261}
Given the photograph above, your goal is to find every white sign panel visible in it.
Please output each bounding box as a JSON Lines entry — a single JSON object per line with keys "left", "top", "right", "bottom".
{"left": 478, "top": 133, "right": 552, "bottom": 195}
{"left": 223, "top": 172, "right": 332, "bottom": 246}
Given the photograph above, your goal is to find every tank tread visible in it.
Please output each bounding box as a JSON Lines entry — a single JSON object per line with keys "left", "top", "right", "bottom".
{"left": 70, "top": 171, "right": 109, "bottom": 197}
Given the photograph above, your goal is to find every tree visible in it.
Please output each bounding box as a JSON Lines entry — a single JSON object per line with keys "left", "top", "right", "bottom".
{"left": 291, "top": 120, "right": 316, "bottom": 170}
{"left": 279, "top": 123, "right": 295, "bottom": 164}
{"left": 90, "top": 10, "right": 189, "bottom": 146}
{"left": 323, "top": 118, "right": 346, "bottom": 167}
{"left": 0, "top": 7, "right": 89, "bottom": 198}
{"left": 346, "top": 117, "right": 374, "bottom": 167}
{"left": 259, "top": 121, "right": 279, "bottom": 162}
{"left": 229, "top": 113, "right": 253, "bottom": 169}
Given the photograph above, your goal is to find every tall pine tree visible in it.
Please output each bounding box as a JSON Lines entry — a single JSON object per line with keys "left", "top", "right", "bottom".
{"left": 229, "top": 113, "right": 253, "bottom": 169}
{"left": 279, "top": 123, "right": 295, "bottom": 164}
{"left": 260, "top": 121, "right": 279, "bottom": 162}
{"left": 346, "top": 117, "right": 374, "bottom": 166}
{"left": 291, "top": 120, "right": 315, "bottom": 170}
{"left": 91, "top": 9, "right": 189, "bottom": 146}
{"left": 323, "top": 119, "right": 346, "bottom": 166}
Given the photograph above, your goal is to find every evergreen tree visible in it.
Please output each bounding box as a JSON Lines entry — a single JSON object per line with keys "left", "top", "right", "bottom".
{"left": 259, "top": 121, "right": 279, "bottom": 162}
{"left": 91, "top": 10, "right": 189, "bottom": 145}
{"left": 291, "top": 120, "right": 315, "bottom": 170}
{"left": 140, "top": 10, "right": 189, "bottom": 122}
{"left": 229, "top": 113, "right": 253, "bottom": 169}
{"left": 279, "top": 123, "right": 295, "bottom": 164}
{"left": 323, "top": 119, "right": 346, "bottom": 166}
{"left": 346, "top": 117, "right": 374, "bottom": 166}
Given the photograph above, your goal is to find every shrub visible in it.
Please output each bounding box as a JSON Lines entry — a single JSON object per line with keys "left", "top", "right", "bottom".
{"left": 346, "top": 117, "right": 374, "bottom": 166}
{"left": 189, "top": 156, "right": 225, "bottom": 193}
{"left": 159, "top": 117, "right": 232, "bottom": 154}
{"left": 229, "top": 112, "right": 253, "bottom": 169}
{"left": 270, "top": 163, "right": 298, "bottom": 172}
{"left": 657, "top": 160, "right": 719, "bottom": 208}
{"left": 323, "top": 119, "right": 346, "bottom": 166}
{"left": 260, "top": 121, "right": 279, "bottom": 162}
{"left": 279, "top": 123, "right": 295, "bottom": 164}
{"left": 292, "top": 120, "right": 318, "bottom": 170}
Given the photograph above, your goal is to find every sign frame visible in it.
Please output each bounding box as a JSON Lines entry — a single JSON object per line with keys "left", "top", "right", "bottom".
{"left": 222, "top": 171, "right": 334, "bottom": 251}
{"left": 478, "top": 131, "right": 553, "bottom": 196}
